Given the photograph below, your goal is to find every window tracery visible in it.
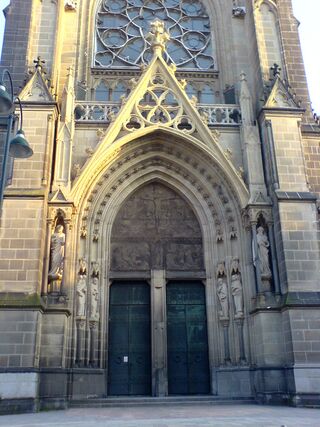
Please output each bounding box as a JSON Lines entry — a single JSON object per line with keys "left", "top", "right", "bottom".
{"left": 95, "top": 0, "right": 215, "bottom": 70}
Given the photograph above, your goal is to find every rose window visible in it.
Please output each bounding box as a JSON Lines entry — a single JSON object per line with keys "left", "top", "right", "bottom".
{"left": 95, "top": 0, "right": 215, "bottom": 70}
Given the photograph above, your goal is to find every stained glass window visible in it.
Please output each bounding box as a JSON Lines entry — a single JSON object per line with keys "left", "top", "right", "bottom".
{"left": 95, "top": 0, "right": 215, "bottom": 70}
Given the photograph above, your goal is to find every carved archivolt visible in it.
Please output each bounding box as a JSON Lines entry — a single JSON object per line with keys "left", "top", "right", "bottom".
{"left": 79, "top": 140, "right": 241, "bottom": 244}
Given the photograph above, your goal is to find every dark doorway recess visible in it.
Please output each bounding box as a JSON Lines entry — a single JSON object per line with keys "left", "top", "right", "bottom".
{"left": 167, "top": 281, "right": 210, "bottom": 395}
{"left": 108, "top": 281, "right": 151, "bottom": 396}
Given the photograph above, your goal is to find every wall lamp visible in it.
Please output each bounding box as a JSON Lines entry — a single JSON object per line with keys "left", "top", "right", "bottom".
{"left": 0, "top": 69, "right": 33, "bottom": 212}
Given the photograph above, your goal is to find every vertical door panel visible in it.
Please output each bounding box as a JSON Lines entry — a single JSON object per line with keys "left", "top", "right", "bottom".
{"left": 167, "top": 282, "right": 210, "bottom": 395}
{"left": 108, "top": 282, "right": 151, "bottom": 396}
{"left": 108, "top": 305, "right": 129, "bottom": 395}
{"left": 167, "top": 304, "right": 188, "bottom": 394}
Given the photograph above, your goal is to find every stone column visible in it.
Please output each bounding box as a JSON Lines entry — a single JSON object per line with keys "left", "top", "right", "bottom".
{"left": 89, "top": 321, "right": 98, "bottom": 367}
{"left": 151, "top": 270, "right": 167, "bottom": 397}
{"left": 221, "top": 320, "right": 231, "bottom": 365}
{"left": 235, "top": 318, "right": 246, "bottom": 365}
{"left": 76, "top": 319, "right": 86, "bottom": 367}
{"left": 267, "top": 223, "right": 280, "bottom": 295}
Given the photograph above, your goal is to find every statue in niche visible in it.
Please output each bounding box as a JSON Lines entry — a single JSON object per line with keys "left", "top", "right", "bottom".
{"left": 90, "top": 278, "right": 99, "bottom": 321}
{"left": 216, "top": 262, "right": 229, "bottom": 319}
{"left": 217, "top": 278, "right": 229, "bottom": 319}
{"left": 256, "top": 226, "right": 272, "bottom": 278}
{"left": 230, "top": 258, "right": 244, "bottom": 318}
{"left": 76, "top": 275, "right": 87, "bottom": 317}
{"left": 48, "top": 224, "right": 65, "bottom": 291}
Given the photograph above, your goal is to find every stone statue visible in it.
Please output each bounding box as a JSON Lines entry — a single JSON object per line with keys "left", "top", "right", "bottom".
{"left": 48, "top": 225, "right": 65, "bottom": 284}
{"left": 90, "top": 278, "right": 99, "bottom": 321}
{"left": 256, "top": 226, "right": 272, "bottom": 278}
{"left": 217, "top": 278, "right": 229, "bottom": 319}
{"left": 230, "top": 258, "right": 244, "bottom": 318}
{"left": 76, "top": 275, "right": 87, "bottom": 317}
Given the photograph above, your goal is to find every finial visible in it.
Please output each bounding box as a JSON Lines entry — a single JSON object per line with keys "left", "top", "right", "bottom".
{"left": 270, "top": 63, "right": 281, "bottom": 78}
{"left": 34, "top": 56, "right": 46, "bottom": 73}
{"left": 146, "top": 20, "right": 170, "bottom": 55}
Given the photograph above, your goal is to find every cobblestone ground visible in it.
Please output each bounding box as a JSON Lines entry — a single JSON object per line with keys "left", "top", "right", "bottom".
{"left": 0, "top": 404, "right": 320, "bottom": 427}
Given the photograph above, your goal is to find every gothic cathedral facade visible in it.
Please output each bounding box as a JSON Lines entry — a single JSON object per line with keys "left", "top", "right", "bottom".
{"left": 0, "top": 0, "right": 320, "bottom": 413}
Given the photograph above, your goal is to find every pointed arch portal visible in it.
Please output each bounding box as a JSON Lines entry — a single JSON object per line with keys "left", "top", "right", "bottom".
{"left": 72, "top": 35, "right": 251, "bottom": 397}
{"left": 107, "top": 182, "right": 210, "bottom": 395}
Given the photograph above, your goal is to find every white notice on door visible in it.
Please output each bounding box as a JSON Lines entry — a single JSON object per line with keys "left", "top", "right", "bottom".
{"left": 123, "top": 356, "right": 128, "bottom": 363}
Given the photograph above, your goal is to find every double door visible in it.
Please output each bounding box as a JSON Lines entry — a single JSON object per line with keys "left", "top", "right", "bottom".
{"left": 108, "top": 281, "right": 209, "bottom": 396}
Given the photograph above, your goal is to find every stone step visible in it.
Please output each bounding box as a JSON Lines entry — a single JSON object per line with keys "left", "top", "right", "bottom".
{"left": 70, "top": 396, "right": 256, "bottom": 408}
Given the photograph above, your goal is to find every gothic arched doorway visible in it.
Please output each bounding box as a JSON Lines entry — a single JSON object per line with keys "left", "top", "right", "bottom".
{"left": 108, "top": 182, "right": 209, "bottom": 395}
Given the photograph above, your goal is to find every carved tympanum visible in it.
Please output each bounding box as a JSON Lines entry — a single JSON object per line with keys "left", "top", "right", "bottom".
{"left": 111, "top": 183, "right": 203, "bottom": 271}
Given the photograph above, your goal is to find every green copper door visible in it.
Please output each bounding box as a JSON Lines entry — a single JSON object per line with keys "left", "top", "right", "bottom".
{"left": 167, "top": 281, "right": 210, "bottom": 395}
{"left": 108, "top": 282, "right": 151, "bottom": 395}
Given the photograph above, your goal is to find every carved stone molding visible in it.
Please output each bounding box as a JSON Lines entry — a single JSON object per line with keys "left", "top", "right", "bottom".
{"left": 48, "top": 205, "right": 76, "bottom": 230}
{"left": 80, "top": 141, "right": 241, "bottom": 241}
{"left": 243, "top": 205, "right": 273, "bottom": 226}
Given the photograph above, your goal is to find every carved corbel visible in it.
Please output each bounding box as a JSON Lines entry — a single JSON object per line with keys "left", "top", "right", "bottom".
{"left": 216, "top": 228, "right": 224, "bottom": 243}
{"left": 65, "top": 0, "right": 77, "bottom": 11}
{"left": 229, "top": 226, "right": 238, "bottom": 240}
{"left": 80, "top": 226, "right": 87, "bottom": 239}
{"left": 93, "top": 230, "right": 99, "bottom": 242}
{"left": 91, "top": 262, "right": 99, "bottom": 278}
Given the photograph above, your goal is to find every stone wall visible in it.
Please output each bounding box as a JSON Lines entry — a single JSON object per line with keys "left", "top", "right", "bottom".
{"left": 0, "top": 199, "right": 45, "bottom": 293}
{"left": 0, "top": 0, "right": 33, "bottom": 92}
{"left": 303, "top": 134, "right": 320, "bottom": 198}
{"left": 0, "top": 310, "right": 40, "bottom": 368}
{"left": 255, "top": 2, "right": 284, "bottom": 82}
{"left": 277, "top": 0, "right": 313, "bottom": 117}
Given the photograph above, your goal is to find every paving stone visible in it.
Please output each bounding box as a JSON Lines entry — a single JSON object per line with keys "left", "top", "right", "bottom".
{"left": 0, "top": 404, "right": 319, "bottom": 427}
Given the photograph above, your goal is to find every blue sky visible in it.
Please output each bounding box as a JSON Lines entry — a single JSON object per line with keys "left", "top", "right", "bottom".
{"left": 0, "top": 0, "right": 319, "bottom": 114}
